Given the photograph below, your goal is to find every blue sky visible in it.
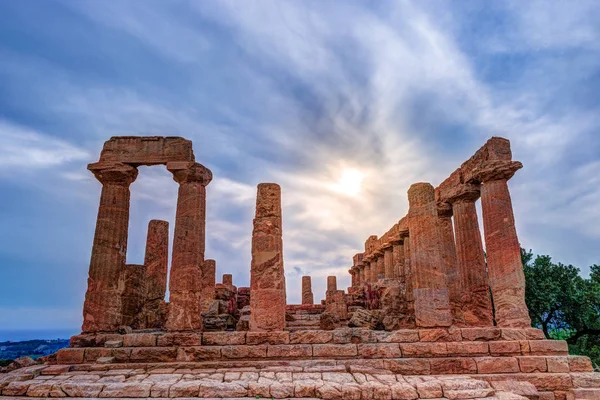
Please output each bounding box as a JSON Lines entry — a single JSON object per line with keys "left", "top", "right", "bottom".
{"left": 0, "top": 0, "right": 599, "bottom": 338}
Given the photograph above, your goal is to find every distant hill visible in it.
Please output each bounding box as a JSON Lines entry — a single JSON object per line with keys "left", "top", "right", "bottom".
{"left": 0, "top": 339, "right": 69, "bottom": 361}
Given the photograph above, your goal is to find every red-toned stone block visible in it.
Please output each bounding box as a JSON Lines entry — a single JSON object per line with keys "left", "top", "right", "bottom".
{"left": 400, "top": 342, "right": 447, "bottom": 357}
{"left": 84, "top": 348, "right": 112, "bottom": 362}
{"left": 332, "top": 328, "right": 376, "bottom": 344}
{"left": 461, "top": 327, "right": 501, "bottom": 341}
{"left": 56, "top": 348, "right": 85, "bottom": 364}
{"left": 289, "top": 330, "right": 332, "bottom": 344}
{"left": 129, "top": 347, "right": 177, "bottom": 362}
{"left": 429, "top": 357, "right": 477, "bottom": 374}
{"left": 568, "top": 356, "right": 594, "bottom": 372}
{"left": 357, "top": 343, "right": 401, "bottom": 358}
{"left": 525, "top": 328, "right": 546, "bottom": 340}
{"left": 518, "top": 356, "right": 548, "bottom": 372}
{"left": 313, "top": 344, "right": 357, "bottom": 357}
{"left": 525, "top": 373, "right": 573, "bottom": 391}
{"left": 267, "top": 344, "right": 312, "bottom": 358}
{"left": 499, "top": 328, "right": 527, "bottom": 341}
{"left": 489, "top": 341, "right": 521, "bottom": 355}
{"left": 246, "top": 331, "right": 289, "bottom": 345}
{"left": 69, "top": 334, "right": 97, "bottom": 348}
{"left": 529, "top": 340, "right": 568, "bottom": 355}
{"left": 419, "top": 328, "right": 461, "bottom": 342}
{"left": 156, "top": 332, "right": 202, "bottom": 346}
{"left": 446, "top": 341, "right": 489, "bottom": 356}
{"left": 547, "top": 357, "right": 570, "bottom": 373}
{"left": 176, "top": 346, "right": 221, "bottom": 361}
{"left": 374, "top": 330, "right": 419, "bottom": 343}
{"left": 123, "top": 333, "right": 157, "bottom": 347}
{"left": 110, "top": 348, "right": 131, "bottom": 363}
{"left": 476, "top": 357, "right": 519, "bottom": 373}
{"left": 202, "top": 332, "right": 246, "bottom": 345}
{"left": 221, "top": 345, "right": 267, "bottom": 359}
{"left": 383, "top": 359, "right": 431, "bottom": 375}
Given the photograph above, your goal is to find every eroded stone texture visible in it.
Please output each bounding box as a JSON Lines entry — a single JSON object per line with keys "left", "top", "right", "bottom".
{"left": 376, "top": 252, "right": 385, "bottom": 280}
{"left": 302, "top": 276, "right": 314, "bottom": 305}
{"left": 370, "top": 259, "right": 378, "bottom": 283}
{"left": 407, "top": 183, "right": 452, "bottom": 328}
{"left": 249, "top": 183, "right": 286, "bottom": 331}
{"left": 200, "top": 259, "right": 216, "bottom": 313}
{"left": 141, "top": 220, "right": 169, "bottom": 329}
{"left": 83, "top": 162, "right": 138, "bottom": 333}
{"left": 166, "top": 161, "right": 212, "bottom": 331}
{"left": 121, "top": 264, "right": 147, "bottom": 328}
{"left": 98, "top": 136, "right": 194, "bottom": 165}
{"left": 437, "top": 205, "right": 463, "bottom": 326}
{"left": 383, "top": 245, "right": 394, "bottom": 279}
{"left": 479, "top": 169, "right": 531, "bottom": 328}
{"left": 327, "top": 276, "right": 337, "bottom": 293}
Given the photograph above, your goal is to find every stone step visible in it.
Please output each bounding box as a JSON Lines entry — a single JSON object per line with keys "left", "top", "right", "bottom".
{"left": 572, "top": 388, "right": 600, "bottom": 399}
{"left": 287, "top": 326, "right": 321, "bottom": 332}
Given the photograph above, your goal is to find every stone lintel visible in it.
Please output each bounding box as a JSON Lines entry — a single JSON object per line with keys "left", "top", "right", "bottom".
{"left": 99, "top": 136, "right": 195, "bottom": 165}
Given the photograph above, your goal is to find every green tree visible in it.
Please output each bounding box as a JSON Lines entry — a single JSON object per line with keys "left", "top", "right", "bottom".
{"left": 522, "top": 249, "right": 600, "bottom": 366}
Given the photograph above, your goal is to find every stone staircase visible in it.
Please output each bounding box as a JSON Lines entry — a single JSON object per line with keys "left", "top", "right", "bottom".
{"left": 285, "top": 305, "right": 325, "bottom": 331}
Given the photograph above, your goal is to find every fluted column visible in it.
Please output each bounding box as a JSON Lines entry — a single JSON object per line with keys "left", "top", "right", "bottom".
{"left": 143, "top": 219, "right": 169, "bottom": 329}
{"left": 392, "top": 240, "right": 404, "bottom": 281}
{"left": 302, "top": 276, "right": 314, "bottom": 305}
{"left": 83, "top": 162, "right": 138, "bottom": 332}
{"left": 383, "top": 244, "right": 394, "bottom": 279}
{"left": 166, "top": 161, "right": 212, "bottom": 331}
{"left": 200, "top": 259, "right": 216, "bottom": 313}
{"left": 437, "top": 205, "right": 463, "bottom": 326}
{"left": 478, "top": 163, "right": 531, "bottom": 327}
{"left": 363, "top": 256, "right": 371, "bottom": 284}
{"left": 250, "top": 183, "right": 286, "bottom": 331}
{"left": 375, "top": 251, "right": 385, "bottom": 280}
{"left": 452, "top": 193, "right": 493, "bottom": 326}
{"left": 408, "top": 183, "right": 452, "bottom": 327}
{"left": 370, "top": 259, "right": 378, "bottom": 282}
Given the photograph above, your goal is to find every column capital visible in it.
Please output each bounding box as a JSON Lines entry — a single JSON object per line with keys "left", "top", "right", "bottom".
{"left": 381, "top": 242, "right": 393, "bottom": 250}
{"left": 88, "top": 162, "right": 138, "bottom": 186}
{"left": 437, "top": 202, "right": 453, "bottom": 218}
{"left": 468, "top": 160, "right": 522, "bottom": 183}
{"left": 167, "top": 161, "right": 213, "bottom": 186}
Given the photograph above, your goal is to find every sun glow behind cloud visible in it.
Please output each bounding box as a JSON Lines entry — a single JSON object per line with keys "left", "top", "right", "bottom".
{"left": 331, "top": 167, "right": 364, "bottom": 197}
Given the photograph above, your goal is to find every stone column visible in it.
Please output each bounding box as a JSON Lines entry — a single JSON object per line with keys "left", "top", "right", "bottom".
{"left": 200, "top": 259, "right": 216, "bottom": 313}
{"left": 302, "top": 276, "right": 314, "bottom": 305}
{"left": 166, "top": 161, "right": 212, "bottom": 331}
{"left": 370, "top": 259, "right": 378, "bottom": 282}
{"left": 249, "top": 183, "right": 287, "bottom": 331}
{"left": 375, "top": 251, "right": 385, "bottom": 280}
{"left": 437, "top": 204, "right": 463, "bottom": 326}
{"left": 452, "top": 192, "right": 493, "bottom": 326}
{"left": 349, "top": 268, "right": 357, "bottom": 287}
{"left": 407, "top": 183, "right": 452, "bottom": 327}
{"left": 121, "top": 264, "right": 147, "bottom": 328}
{"left": 82, "top": 162, "right": 138, "bottom": 333}
{"left": 478, "top": 163, "right": 531, "bottom": 327}
{"left": 383, "top": 244, "right": 394, "bottom": 279}
{"left": 363, "top": 256, "right": 371, "bottom": 284}
{"left": 327, "top": 276, "right": 337, "bottom": 292}
{"left": 223, "top": 274, "right": 233, "bottom": 288}
{"left": 392, "top": 240, "right": 404, "bottom": 281}
{"left": 401, "top": 234, "right": 415, "bottom": 326}
{"left": 143, "top": 219, "right": 169, "bottom": 329}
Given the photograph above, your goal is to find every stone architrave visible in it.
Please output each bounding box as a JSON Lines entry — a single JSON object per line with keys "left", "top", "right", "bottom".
{"left": 200, "top": 259, "right": 216, "bottom": 313}
{"left": 82, "top": 162, "right": 138, "bottom": 333}
{"left": 165, "top": 161, "right": 212, "bottom": 331}
{"left": 302, "top": 276, "right": 314, "bottom": 305}
{"left": 142, "top": 219, "right": 169, "bottom": 329}
{"left": 249, "top": 183, "right": 287, "bottom": 331}
{"left": 437, "top": 204, "right": 463, "bottom": 326}
{"left": 407, "top": 183, "right": 452, "bottom": 328}
{"left": 383, "top": 244, "right": 394, "bottom": 279}
{"left": 477, "top": 162, "right": 531, "bottom": 328}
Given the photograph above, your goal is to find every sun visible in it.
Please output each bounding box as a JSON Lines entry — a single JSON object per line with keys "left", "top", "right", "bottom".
{"left": 333, "top": 168, "right": 364, "bottom": 196}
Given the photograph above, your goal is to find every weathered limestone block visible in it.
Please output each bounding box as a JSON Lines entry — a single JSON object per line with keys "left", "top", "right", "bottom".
{"left": 249, "top": 183, "right": 286, "bottom": 331}
{"left": 407, "top": 183, "right": 452, "bottom": 328}
{"left": 302, "top": 276, "right": 314, "bottom": 305}
{"left": 139, "top": 220, "right": 169, "bottom": 329}
{"left": 200, "top": 259, "right": 216, "bottom": 313}
{"left": 121, "top": 264, "right": 147, "bottom": 328}
{"left": 166, "top": 161, "right": 212, "bottom": 331}
{"left": 326, "top": 290, "right": 348, "bottom": 320}
{"left": 83, "top": 162, "right": 138, "bottom": 333}
{"left": 348, "top": 308, "right": 378, "bottom": 329}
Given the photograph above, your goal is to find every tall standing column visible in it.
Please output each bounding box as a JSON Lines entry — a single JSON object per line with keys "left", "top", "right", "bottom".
{"left": 375, "top": 251, "right": 385, "bottom": 280}
{"left": 166, "top": 161, "right": 212, "bottom": 331}
{"left": 453, "top": 193, "right": 493, "bottom": 326}
{"left": 392, "top": 240, "right": 404, "bottom": 281}
{"left": 363, "top": 256, "right": 372, "bottom": 284}
{"left": 478, "top": 163, "right": 531, "bottom": 327}
{"left": 302, "top": 276, "right": 314, "bottom": 305}
{"left": 250, "top": 183, "right": 287, "bottom": 331}
{"left": 83, "top": 162, "right": 138, "bottom": 333}
{"left": 408, "top": 183, "right": 452, "bottom": 327}
{"left": 143, "top": 219, "right": 169, "bottom": 329}
{"left": 370, "top": 259, "right": 378, "bottom": 282}
{"left": 200, "top": 259, "right": 216, "bottom": 313}
{"left": 437, "top": 205, "right": 464, "bottom": 326}
{"left": 383, "top": 244, "right": 394, "bottom": 278}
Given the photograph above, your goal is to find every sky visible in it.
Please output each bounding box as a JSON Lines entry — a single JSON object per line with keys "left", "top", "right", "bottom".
{"left": 0, "top": 0, "right": 599, "bottom": 339}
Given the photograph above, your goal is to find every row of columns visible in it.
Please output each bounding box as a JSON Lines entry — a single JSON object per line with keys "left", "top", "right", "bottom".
{"left": 82, "top": 161, "right": 212, "bottom": 333}
{"left": 348, "top": 163, "right": 530, "bottom": 329}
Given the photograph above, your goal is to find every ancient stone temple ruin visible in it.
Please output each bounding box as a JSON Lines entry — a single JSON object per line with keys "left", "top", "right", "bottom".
{"left": 2, "top": 136, "right": 600, "bottom": 399}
